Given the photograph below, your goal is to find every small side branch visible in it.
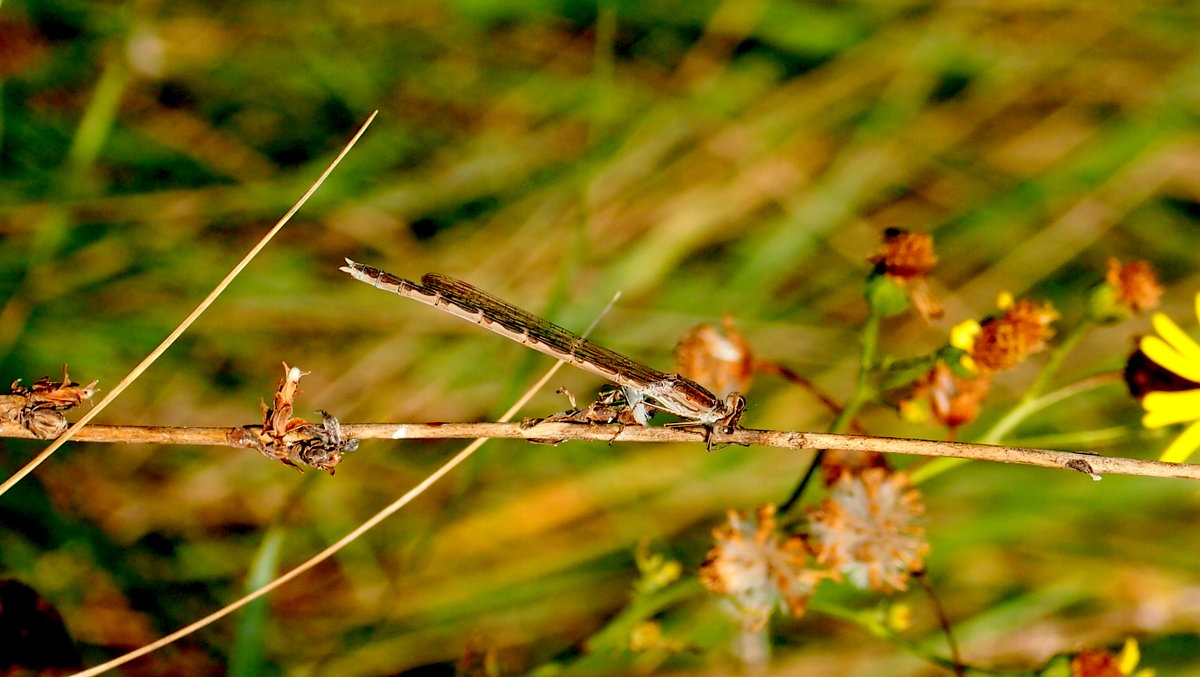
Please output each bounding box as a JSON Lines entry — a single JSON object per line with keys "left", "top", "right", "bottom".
{"left": 3, "top": 420, "right": 1197, "bottom": 481}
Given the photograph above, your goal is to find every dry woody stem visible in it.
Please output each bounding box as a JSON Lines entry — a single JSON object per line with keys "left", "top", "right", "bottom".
{"left": 3, "top": 420, "right": 1197, "bottom": 481}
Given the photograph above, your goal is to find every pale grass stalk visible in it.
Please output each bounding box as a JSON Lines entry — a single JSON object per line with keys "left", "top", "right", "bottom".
{"left": 69, "top": 293, "right": 622, "bottom": 676}
{"left": 0, "top": 111, "right": 378, "bottom": 498}
{"left": 9, "top": 420, "right": 1198, "bottom": 482}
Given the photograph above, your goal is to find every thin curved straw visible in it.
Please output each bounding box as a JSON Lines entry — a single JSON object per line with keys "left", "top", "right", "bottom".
{"left": 0, "top": 112, "right": 378, "bottom": 499}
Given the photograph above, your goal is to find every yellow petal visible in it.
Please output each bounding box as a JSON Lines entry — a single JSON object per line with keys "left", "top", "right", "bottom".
{"left": 1159, "top": 419, "right": 1200, "bottom": 463}
{"left": 1118, "top": 637, "right": 1140, "bottom": 675}
{"left": 950, "top": 320, "right": 980, "bottom": 351}
{"left": 1152, "top": 313, "right": 1200, "bottom": 364}
{"left": 1143, "top": 390, "right": 1200, "bottom": 427}
{"left": 1140, "top": 336, "right": 1200, "bottom": 383}
{"left": 996, "top": 291, "right": 1013, "bottom": 310}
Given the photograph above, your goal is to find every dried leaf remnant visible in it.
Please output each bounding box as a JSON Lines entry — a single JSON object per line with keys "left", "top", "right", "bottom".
{"left": 250, "top": 364, "right": 357, "bottom": 473}
{"left": 0, "top": 366, "right": 98, "bottom": 439}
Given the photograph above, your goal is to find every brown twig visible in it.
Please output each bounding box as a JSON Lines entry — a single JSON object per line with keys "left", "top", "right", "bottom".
{"left": 754, "top": 358, "right": 868, "bottom": 435}
{"left": 914, "top": 569, "right": 963, "bottom": 677}
{"left": 7, "top": 420, "right": 1199, "bottom": 481}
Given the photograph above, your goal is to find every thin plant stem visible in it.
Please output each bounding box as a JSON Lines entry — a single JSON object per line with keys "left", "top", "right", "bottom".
{"left": 808, "top": 599, "right": 976, "bottom": 675}
{"left": 912, "top": 319, "right": 1100, "bottom": 485}
{"left": 0, "top": 111, "right": 379, "bottom": 499}
{"left": 1010, "top": 425, "right": 1142, "bottom": 450}
{"left": 754, "top": 359, "right": 867, "bottom": 434}
{"left": 8, "top": 418, "right": 1189, "bottom": 480}
{"left": 780, "top": 308, "right": 881, "bottom": 513}
{"left": 978, "top": 371, "right": 1122, "bottom": 445}
{"left": 1021, "top": 319, "right": 1092, "bottom": 402}
{"left": 915, "top": 569, "right": 963, "bottom": 677}
{"left": 910, "top": 371, "right": 1122, "bottom": 484}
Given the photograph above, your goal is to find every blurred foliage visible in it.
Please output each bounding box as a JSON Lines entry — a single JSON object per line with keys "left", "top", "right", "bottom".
{"left": 2, "top": 0, "right": 1200, "bottom": 674}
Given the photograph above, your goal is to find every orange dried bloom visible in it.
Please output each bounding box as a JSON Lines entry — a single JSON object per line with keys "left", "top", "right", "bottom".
{"left": 674, "top": 315, "right": 754, "bottom": 397}
{"left": 868, "top": 228, "right": 943, "bottom": 320}
{"left": 700, "top": 505, "right": 831, "bottom": 630}
{"left": 870, "top": 228, "right": 937, "bottom": 278}
{"left": 807, "top": 469, "right": 929, "bottom": 593}
{"left": 820, "top": 449, "right": 889, "bottom": 487}
{"left": 1070, "top": 649, "right": 1123, "bottom": 677}
{"left": 968, "top": 298, "right": 1058, "bottom": 374}
{"left": 1105, "top": 258, "right": 1162, "bottom": 314}
{"left": 911, "top": 363, "right": 993, "bottom": 430}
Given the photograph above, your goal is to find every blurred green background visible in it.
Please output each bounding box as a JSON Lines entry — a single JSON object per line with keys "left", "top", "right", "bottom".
{"left": 2, "top": 0, "right": 1200, "bottom": 674}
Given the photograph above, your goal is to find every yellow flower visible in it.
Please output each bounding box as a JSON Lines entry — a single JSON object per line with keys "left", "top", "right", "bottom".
{"left": 1139, "top": 293, "right": 1200, "bottom": 463}
{"left": 950, "top": 320, "right": 981, "bottom": 373}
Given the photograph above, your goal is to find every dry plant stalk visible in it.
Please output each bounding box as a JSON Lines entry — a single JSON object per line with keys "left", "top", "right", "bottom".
{"left": 3, "top": 419, "right": 1196, "bottom": 481}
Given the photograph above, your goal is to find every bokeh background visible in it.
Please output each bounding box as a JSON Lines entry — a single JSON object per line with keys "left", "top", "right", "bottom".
{"left": 2, "top": 0, "right": 1200, "bottom": 674}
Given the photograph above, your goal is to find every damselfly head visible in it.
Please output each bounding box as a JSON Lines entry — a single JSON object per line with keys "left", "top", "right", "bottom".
{"left": 718, "top": 393, "right": 746, "bottom": 435}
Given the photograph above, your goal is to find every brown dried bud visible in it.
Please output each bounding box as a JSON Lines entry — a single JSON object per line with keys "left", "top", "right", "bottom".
{"left": 910, "top": 363, "right": 993, "bottom": 430}
{"left": 254, "top": 365, "right": 355, "bottom": 474}
{"left": 23, "top": 409, "right": 68, "bottom": 439}
{"left": 3, "top": 367, "right": 96, "bottom": 438}
{"left": 820, "top": 449, "right": 890, "bottom": 487}
{"left": 969, "top": 299, "right": 1058, "bottom": 374}
{"left": 1070, "top": 649, "right": 1123, "bottom": 677}
{"left": 260, "top": 363, "right": 310, "bottom": 439}
{"left": 0, "top": 394, "right": 26, "bottom": 424}
{"left": 868, "top": 228, "right": 943, "bottom": 320}
{"left": 869, "top": 228, "right": 937, "bottom": 278}
{"left": 12, "top": 365, "right": 98, "bottom": 411}
{"left": 1105, "top": 258, "right": 1162, "bottom": 314}
{"left": 674, "top": 315, "right": 754, "bottom": 397}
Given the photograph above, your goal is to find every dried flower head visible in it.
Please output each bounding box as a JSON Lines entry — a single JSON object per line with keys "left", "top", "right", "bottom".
{"left": 1071, "top": 650, "right": 1123, "bottom": 677}
{"left": 11, "top": 365, "right": 99, "bottom": 411}
{"left": 964, "top": 296, "right": 1058, "bottom": 374}
{"left": 1069, "top": 638, "right": 1147, "bottom": 677}
{"left": 820, "top": 449, "right": 889, "bottom": 487}
{"left": 1105, "top": 258, "right": 1162, "bottom": 314}
{"left": 807, "top": 469, "right": 929, "bottom": 593}
{"left": 2, "top": 366, "right": 97, "bottom": 439}
{"left": 675, "top": 315, "right": 755, "bottom": 397}
{"left": 909, "top": 362, "right": 993, "bottom": 431}
{"left": 22, "top": 408, "right": 69, "bottom": 439}
{"left": 868, "top": 228, "right": 943, "bottom": 320}
{"left": 254, "top": 364, "right": 357, "bottom": 473}
{"left": 700, "top": 505, "right": 831, "bottom": 631}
